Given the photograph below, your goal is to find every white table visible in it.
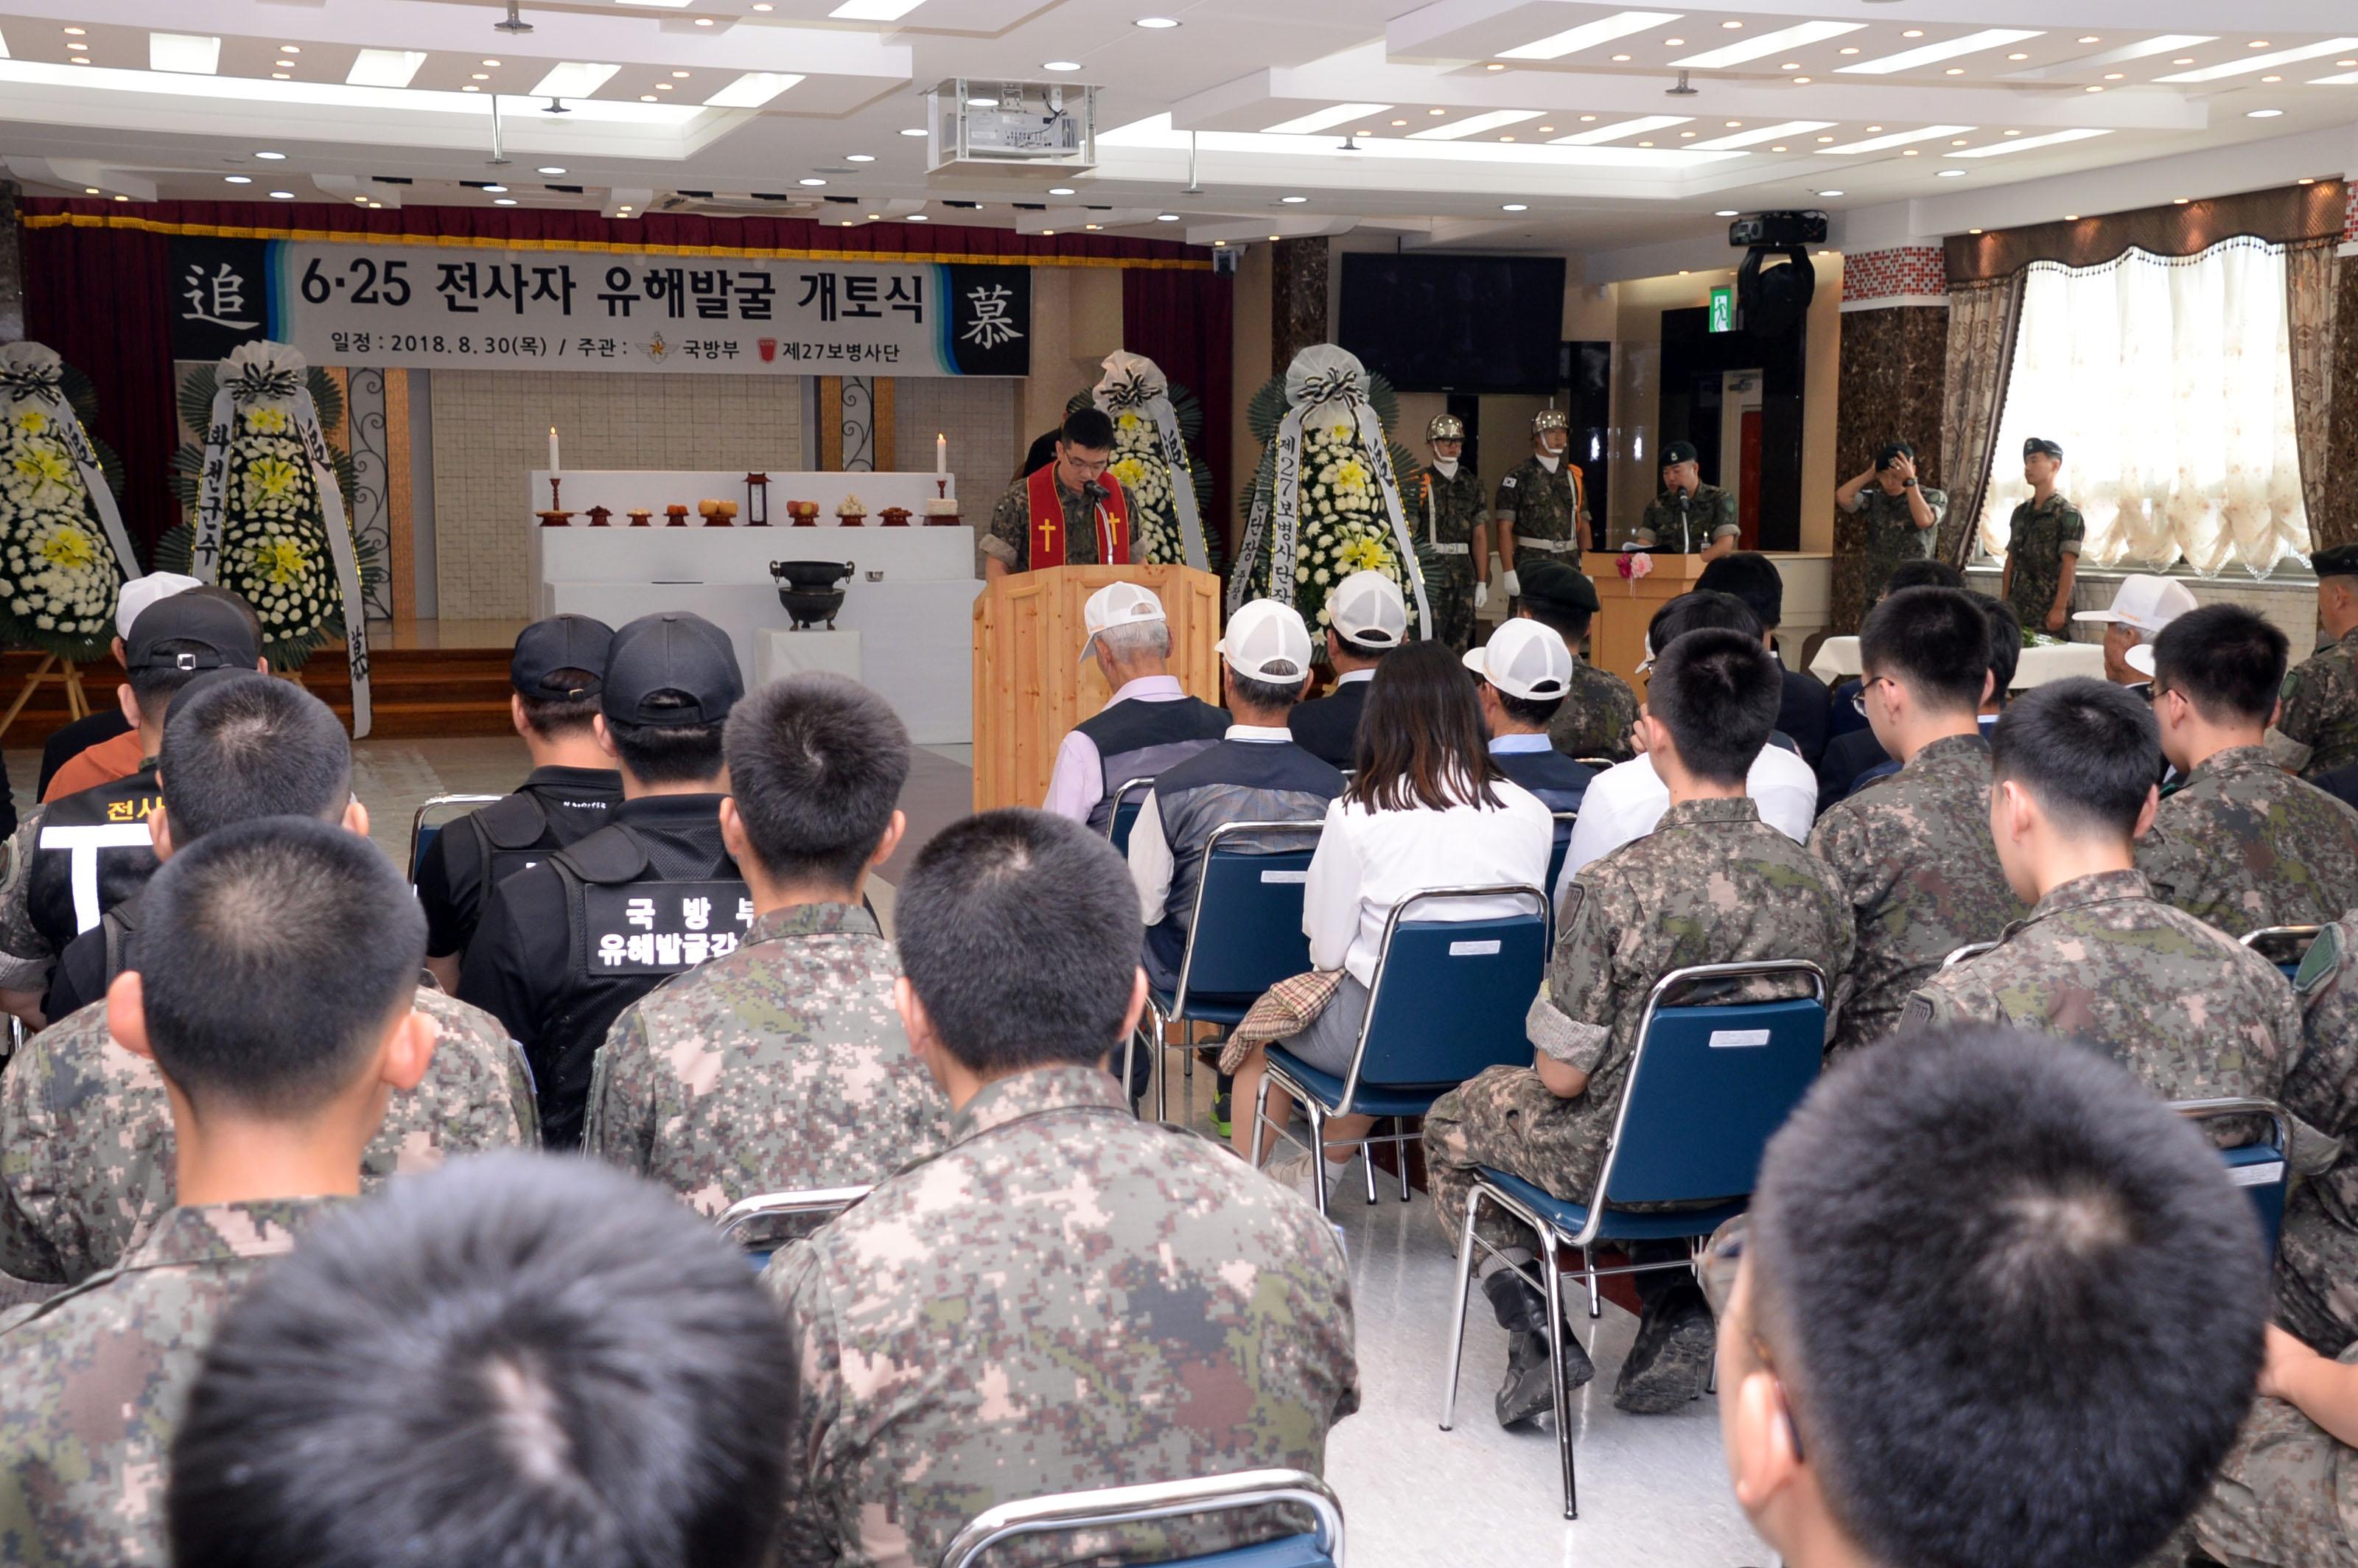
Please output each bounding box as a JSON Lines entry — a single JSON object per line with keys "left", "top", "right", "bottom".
{"left": 1808, "top": 633, "right": 2106, "bottom": 691}
{"left": 755, "top": 629, "right": 862, "bottom": 685}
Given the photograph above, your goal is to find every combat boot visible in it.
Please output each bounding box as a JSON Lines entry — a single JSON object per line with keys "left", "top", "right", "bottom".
{"left": 1484, "top": 1267, "right": 1595, "bottom": 1427}
{"left": 1612, "top": 1294, "right": 1715, "bottom": 1414}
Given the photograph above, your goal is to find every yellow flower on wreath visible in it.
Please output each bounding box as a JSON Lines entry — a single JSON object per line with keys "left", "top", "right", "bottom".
{"left": 254, "top": 536, "right": 312, "bottom": 586}
{"left": 1116, "top": 411, "right": 1144, "bottom": 432}
{"left": 12, "top": 442, "right": 71, "bottom": 487}
{"left": 1332, "top": 458, "right": 1370, "bottom": 491}
{"left": 37, "top": 525, "right": 96, "bottom": 572}
{"left": 247, "top": 457, "right": 302, "bottom": 501}
{"left": 1336, "top": 535, "right": 1395, "bottom": 575}
{"left": 1108, "top": 457, "right": 1149, "bottom": 489}
{"left": 244, "top": 407, "right": 292, "bottom": 435}
{"left": 12, "top": 410, "right": 47, "bottom": 435}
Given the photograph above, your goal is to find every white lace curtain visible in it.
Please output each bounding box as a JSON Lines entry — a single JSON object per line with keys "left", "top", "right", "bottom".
{"left": 1976, "top": 238, "right": 2309, "bottom": 577}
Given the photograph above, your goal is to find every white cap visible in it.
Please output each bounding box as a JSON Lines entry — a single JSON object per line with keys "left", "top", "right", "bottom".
{"left": 2071, "top": 574, "right": 2198, "bottom": 637}
{"left": 1219, "top": 599, "right": 1315, "bottom": 685}
{"left": 1463, "top": 619, "right": 1573, "bottom": 701}
{"left": 1079, "top": 581, "right": 1166, "bottom": 662}
{"left": 2127, "top": 643, "right": 2158, "bottom": 679}
{"left": 1328, "top": 570, "right": 1407, "bottom": 646}
{"left": 116, "top": 572, "right": 202, "bottom": 640}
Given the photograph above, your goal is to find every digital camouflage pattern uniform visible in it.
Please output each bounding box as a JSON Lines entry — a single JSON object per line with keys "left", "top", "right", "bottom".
{"left": 1808, "top": 733, "right": 2023, "bottom": 1057}
{"left": 2275, "top": 914, "right": 2358, "bottom": 1356}
{"left": 0, "top": 1197, "right": 334, "bottom": 1566}
{"left": 1425, "top": 798, "right": 1852, "bottom": 1254}
{"left": 1634, "top": 485, "right": 1739, "bottom": 555}
{"left": 981, "top": 472, "right": 1113, "bottom": 573}
{"left": 1494, "top": 456, "right": 1586, "bottom": 562}
{"left": 1547, "top": 661, "right": 1640, "bottom": 765}
{"left": 1847, "top": 481, "right": 1949, "bottom": 600}
{"left": 1416, "top": 462, "right": 1488, "bottom": 652}
{"left": 1900, "top": 869, "right": 2302, "bottom": 1111}
{"left": 0, "top": 988, "right": 532, "bottom": 1288}
{"left": 2001, "top": 493, "right": 2084, "bottom": 634}
{"left": 2136, "top": 746, "right": 2358, "bottom": 939}
{"left": 763, "top": 1063, "right": 1359, "bottom": 1568}
{"left": 2190, "top": 1342, "right": 2358, "bottom": 1568}
{"left": 2273, "top": 629, "right": 2358, "bottom": 783}
{"left": 0, "top": 807, "right": 51, "bottom": 992}
{"left": 584, "top": 903, "right": 950, "bottom": 1239}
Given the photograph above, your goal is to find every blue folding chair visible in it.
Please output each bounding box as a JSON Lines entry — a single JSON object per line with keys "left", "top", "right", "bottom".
{"left": 407, "top": 793, "right": 502, "bottom": 886}
{"left": 938, "top": 1469, "right": 1343, "bottom": 1568}
{"left": 1125, "top": 822, "right": 1320, "bottom": 1122}
{"left": 717, "top": 1184, "right": 874, "bottom": 1273}
{"left": 1251, "top": 885, "right": 1550, "bottom": 1221}
{"left": 1108, "top": 777, "right": 1157, "bottom": 858}
{"left": 2242, "top": 925, "right": 2322, "bottom": 981}
{"left": 1439, "top": 959, "right": 1829, "bottom": 1520}
{"left": 2176, "top": 1096, "right": 2292, "bottom": 1256}
{"left": 1544, "top": 812, "right": 1578, "bottom": 937}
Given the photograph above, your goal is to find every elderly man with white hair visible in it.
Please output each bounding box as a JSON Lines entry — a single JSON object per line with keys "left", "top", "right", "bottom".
{"left": 2074, "top": 573, "right": 2198, "bottom": 689}
{"left": 1042, "top": 582, "right": 1228, "bottom": 831}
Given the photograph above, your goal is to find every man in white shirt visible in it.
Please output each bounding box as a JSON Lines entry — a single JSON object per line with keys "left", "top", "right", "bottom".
{"left": 1287, "top": 571, "right": 1407, "bottom": 768}
{"left": 1041, "top": 582, "right": 1227, "bottom": 831}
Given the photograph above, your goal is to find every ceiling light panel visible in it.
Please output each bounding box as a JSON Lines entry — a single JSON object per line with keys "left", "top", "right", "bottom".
{"left": 1550, "top": 113, "right": 1690, "bottom": 144}
{"left": 615, "top": 0, "right": 695, "bottom": 7}
{"left": 346, "top": 49, "right": 427, "bottom": 89}
{"left": 1686, "top": 119, "right": 1833, "bottom": 150}
{"left": 704, "top": 71, "right": 802, "bottom": 108}
{"left": 1500, "top": 10, "right": 1681, "bottom": 63}
{"left": 1673, "top": 20, "right": 1863, "bottom": 70}
{"left": 528, "top": 62, "right": 620, "bottom": 97}
{"left": 1262, "top": 102, "right": 1391, "bottom": 135}
{"left": 0, "top": 28, "right": 10, "bottom": 59}
{"left": 1839, "top": 29, "right": 2042, "bottom": 75}
{"left": 1819, "top": 123, "right": 1975, "bottom": 153}
{"left": 148, "top": 32, "right": 220, "bottom": 75}
{"left": 829, "top": 0, "right": 926, "bottom": 17}
{"left": 2060, "top": 35, "right": 2217, "bottom": 68}
{"left": 2157, "top": 38, "right": 2358, "bottom": 82}
{"left": 1413, "top": 108, "right": 1544, "bottom": 141}
{"left": 1945, "top": 127, "right": 2111, "bottom": 157}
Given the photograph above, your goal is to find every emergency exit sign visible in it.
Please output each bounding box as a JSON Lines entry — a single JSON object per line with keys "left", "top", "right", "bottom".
{"left": 1709, "top": 286, "right": 1735, "bottom": 333}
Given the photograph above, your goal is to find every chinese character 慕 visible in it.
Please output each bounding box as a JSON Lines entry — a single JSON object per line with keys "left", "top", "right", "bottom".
{"left": 962, "top": 284, "right": 1022, "bottom": 350}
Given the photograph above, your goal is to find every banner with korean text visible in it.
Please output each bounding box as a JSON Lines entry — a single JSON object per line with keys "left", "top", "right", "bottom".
{"left": 168, "top": 237, "right": 1031, "bottom": 377}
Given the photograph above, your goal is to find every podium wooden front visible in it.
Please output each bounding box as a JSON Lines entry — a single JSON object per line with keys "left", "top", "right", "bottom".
{"left": 1581, "top": 551, "right": 1714, "bottom": 693}
{"left": 971, "top": 564, "right": 1222, "bottom": 812}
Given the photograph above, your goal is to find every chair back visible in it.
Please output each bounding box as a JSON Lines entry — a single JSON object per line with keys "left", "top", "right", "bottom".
{"left": 1172, "top": 822, "right": 1319, "bottom": 1012}
{"left": 2176, "top": 1097, "right": 2291, "bottom": 1256}
{"left": 1543, "top": 812, "right": 1578, "bottom": 923}
{"left": 1593, "top": 962, "right": 1828, "bottom": 1210}
{"left": 407, "top": 793, "right": 503, "bottom": 884}
{"left": 1339, "top": 886, "right": 1550, "bottom": 1109}
{"left": 716, "top": 1185, "right": 874, "bottom": 1249}
{"left": 938, "top": 1469, "right": 1342, "bottom": 1568}
{"left": 2242, "top": 925, "right": 2322, "bottom": 981}
{"left": 1109, "top": 777, "right": 1156, "bottom": 858}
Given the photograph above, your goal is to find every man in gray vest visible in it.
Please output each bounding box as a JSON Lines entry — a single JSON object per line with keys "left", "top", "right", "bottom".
{"left": 1042, "top": 582, "right": 1226, "bottom": 833}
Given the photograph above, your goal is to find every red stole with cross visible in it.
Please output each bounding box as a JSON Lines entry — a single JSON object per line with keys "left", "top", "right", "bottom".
{"left": 1026, "top": 465, "right": 1130, "bottom": 568}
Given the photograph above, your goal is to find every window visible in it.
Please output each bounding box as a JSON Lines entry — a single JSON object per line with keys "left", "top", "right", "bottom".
{"left": 1978, "top": 238, "right": 2308, "bottom": 577}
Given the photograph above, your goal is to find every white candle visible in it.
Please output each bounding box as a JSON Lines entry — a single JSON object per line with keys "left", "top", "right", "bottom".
{"left": 548, "top": 426, "right": 561, "bottom": 477}
{"left": 935, "top": 432, "right": 946, "bottom": 477}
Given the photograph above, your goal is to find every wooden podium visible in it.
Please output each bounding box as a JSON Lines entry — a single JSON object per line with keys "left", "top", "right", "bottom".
{"left": 971, "top": 564, "right": 1222, "bottom": 812}
{"left": 1581, "top": 551, "right": 1713, "bottom": 693}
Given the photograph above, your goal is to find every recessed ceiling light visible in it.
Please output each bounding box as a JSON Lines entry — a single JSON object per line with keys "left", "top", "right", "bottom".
{"left": 1970, "top": 227, "right": 1982, "bottom": 234}
{"left": 1085, "top": 223, "right": 1100, "bottom": 229}
{"left": 800, "top": 177, "right": 826, "bottom": 186}
{"left": 1951, "top": 138, "right": 1968, "bottom": 144}
{"left": 1944, "top": 66, "right": 1964, "bottom": 74}
{"left": 2103, "top": 71, "right": 2124, "bottom": 79}
{"left": 66, "top": 42, "right": 85, "bottom": 51}
{"left": 1679, "top": 130, "right": 1696, "bottom": 136}
{"left": 225, "top": 175, "right": 252, "bottom": 184}
{"left": 472, "top": 72, "right": 491, "bottom": 80}
{"left": 1578, "top": 113, "right": 1597, "bottom": 121}
{"left": 693, "top": 16, "right": 714, "bottom": 24}
{"left": 1724, "top": 119, "right": 1742, "bottom": 127}
{"left": 1155, "top": 213, "right": 1179, "bottom": 220}
{"left": 2261, "top": 74, "right": 2282, "bottom": 82}
{"left": 752, "top": 2, "right": 772, "bottom": 9}
{"left": 2343, "top": 59, "right": 2358, "bottom": 66}
{"left": 272, "top": 71, "right": 290, "bottom": 79}
{"left": 618, "top": 205, "right": 633, "bottom": 212}
{"left": 1839, "top": 46, "right": 1859, "bottom": 55}
{"left": 1281, "top": 195, "right": 1308, "bottom": 203}
{"left": 1502, "top": 203, "right": 1528, "bottom": 211}
{"left": 1044, "top": 60, "right": 1081, "bottom": 70}
{"left": 640, "top": 94, "right": 657, "bottom": 101}
{"left": 1780, "top": 62, "right": 1799, "bottom": 70}
{"left": 483, "top": 59, "right": 500, "bottom": 66}
{"left": 1816, "top": 189, "right": 1843, "bottom": 196}
{"left": 1937, "top": 168, "right": 1966, "bottom": 177}
{"left": 2064, "top": 213, "right": 2079, "bottom": 220}
{"left": 656, "top": 82, "right": 674, "bottom": 89}
{"left": 1390, "top": 118, "right": 1407, "bottom": 125}
{"left": 1722, "top": 20, "right": 1743, "bottom": 29}
{"left": 1611, "top": 53, "right": 1631, "bottom": 61}
{"left": 1715, "top": 208, "right": 1738, "bottom": 216}
{"left": 1665, "top": 37, "right": 1684, "bottom": 46}
{"left": 1500, "top": 134, "right": 1516, "bottom": 141}
{"left": 2250, "top": 39, "right": 2271, "bottom": 48}
{"left": 1536, "top": 125, "right": 1554, "bottom": 132}
{"left": 1042, "top": 229, "right": 1056, "bottom": 237}
{"left": 255, "top": 150, "right": 287, "bottom": 160}
{"left": 463, "top": 84, "right": 480, "bottom": 91}
{"left": 1046, "top": 183, "right": 1073, "bottom": 193}
{"left": 112, "top": 195, "right": 127, "bottom": 203}
{"left": 483, "top": 183, "right": 508, "bottom": 192}
{"left": 270, "top": 190, "right": 294, "bottom": 199}
{"left": 2078, "top": 35, "right": 2099, "bottom": 43}
{"left": 2173, "top": 57, "right": 2194, "bottom": 64}
{"left": 1902, "top": 29, "right": 1923, "bottom": 38}
{"left": 1432, "top": 108, "right": 1450, "bottom": 116}
{"left": 276, "top": 59, "right": 295, "bottom": 69}
{"left": 494, "top": 197, "right": 518, "bottom": 206}
{"left": 2248, "top": 108, "right": 2284, "bottom": 116}
{"left": 1791, "top": 74, "right": 1810, "bottom": 82}
{"left": 1485, "top": 62, "right": 1505, "bottom": 69}
{"left": 61, "top": 25, "right": 83, "bottom": 34}
{"left": 1269, "top": 234, "right": 1280, "bottom": 241}
{"left": 1637, "top": 139, "right": 1653, "bottom": 145}
{"left": 1866, "top": 125, "right": 1883, "bottom": 131}
{"left": 82, "top": 186, "right": 98, "bottom": 195}
{"left": 1902, "top": 147, "right": 1920, "bottom": 155}
{"left": 1770, "top": 144, "right": 1788, "bottom": 150}
{"left": 671, "top": 69, "right": 691, "bottom": 78}
{"left": 906, "top": 213, "right": 929, "bottom": 221}
{"left": 2301, "top": 177, "right": 2317, "bottom": 185}
{"left": 2007, "top": 52, "right": 2029, "bottom": 60}
{"left": 900, "top": 127, "right": 928, "bottom": 136}
{"left": 2004, "top": 127, "right": 2021, "bottom": 134}
{"left": 1815, "top": 134, "right": 1835, "bottom": 141}
{"left": 1136, "top": 16, "right": 1180, "bottom": 27}
{"left": 2175, "top": 196, "right": 2190, "bottom": 203}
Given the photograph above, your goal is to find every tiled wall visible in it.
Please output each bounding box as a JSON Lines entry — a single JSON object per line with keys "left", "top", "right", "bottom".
{"left": 429, "top": 371, "right": 805, "bottom": 620}
{"left": 891, "top": 377, "right": 1021, "bottom": 501}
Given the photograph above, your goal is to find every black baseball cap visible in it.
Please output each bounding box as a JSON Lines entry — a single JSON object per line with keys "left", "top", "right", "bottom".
{"left": 125, "top": 593, "right": 262, "bottom": 673}
{"left": 1519, "top": 559, "right": 1601, "bottom": 615}
{"left": 1661, "top": 441, "right": 1700, "bottom": 466}
{"left": 601, "top": 612, "right": 743, "bottom": 725}
{"left": 1876, "top": 441, "right": 1914, "bottom": 469}
{"left": 2312, "top": 545, "right": 2358, "bottom": 580}
{"left": 511, "top": 615, "right": 613, "bottom": 700}
{"left": 2023, "top": 436, "right": 2065, "bottom": 461}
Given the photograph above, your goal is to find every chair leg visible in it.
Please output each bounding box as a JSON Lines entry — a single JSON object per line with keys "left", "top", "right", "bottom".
{"left": 1539, "top": 1234, "right": 1579, "bottom": 1521}
{"left": 1439, "top": 1185, "right": 1483, "bottom": 1432}
{"left": 1584, "top": 1246, "right": 1601, "bottom": 1320}
{"left": 1150, "top": 1005, "right": 1169, "bottom": 1124}
{"left": 1306, "top": 1101, "right": 1330, "bottom": 1223}
{"left": 1361, "top": 1133, "right": 1379, "bottom": 1207}
{"left": 1398, "top": 1118, "right": 1412, "bottom": 1204}
{"left": 1248, "top": 1071, "right": 1275, "bottom": 1166}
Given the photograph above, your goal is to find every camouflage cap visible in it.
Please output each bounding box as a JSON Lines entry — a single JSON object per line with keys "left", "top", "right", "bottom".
{"left": 1427, "top": 413, "right": 1466, "bottom": 443}
{"left": 1532, "top": 408, "right": 1570, "bottom": 435}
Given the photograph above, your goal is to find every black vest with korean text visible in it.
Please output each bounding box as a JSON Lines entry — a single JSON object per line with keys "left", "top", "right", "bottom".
{"left": 30, "top": 768, "right": 163, "bottom": 960}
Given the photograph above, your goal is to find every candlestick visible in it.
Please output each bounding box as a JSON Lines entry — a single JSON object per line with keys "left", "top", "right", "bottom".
{"left": 548, "top": 475, "right": 563, "bottom": 511}
{"left": 935, "top": 432, "right": 946, "bottom": 477}
{"left": 548, "top": 426, "right": 561, "bottom": 477}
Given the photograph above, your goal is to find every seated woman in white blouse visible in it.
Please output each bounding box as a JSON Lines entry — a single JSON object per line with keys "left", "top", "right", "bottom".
{"left": 1233, "top": 640, "right": 1555, "bottom": 1191}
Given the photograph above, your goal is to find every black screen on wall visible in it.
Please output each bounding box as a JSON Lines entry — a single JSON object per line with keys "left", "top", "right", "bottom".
{"left": 1337, "top": 253, "right": 1567, "bottom": 394}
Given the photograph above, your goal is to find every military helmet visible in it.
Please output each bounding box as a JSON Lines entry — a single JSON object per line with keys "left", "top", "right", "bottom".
{"left": 1427, "top": 413, "right": 1466, "bottom": 443}
{"left": 1532, "top": 408, "right": 1570, "bottom": 435}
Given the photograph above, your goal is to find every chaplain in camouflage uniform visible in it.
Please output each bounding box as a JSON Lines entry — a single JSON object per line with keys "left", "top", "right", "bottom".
{"left": 2275, "top": 912, "right": 2358, "bottom": 1356}
{"left": 1494, "top": 409, "right": 1587, "bottom": 599}
{"left": 0, "top": 985, "right": 532, "bottom": 1289}
{"left": 2271, "top": 545, "right": 2358, "bottom": 781}
{"left": 1998, "top": 437, "right": 2083, "bottom": 637}
{"left": 2190, "top": 1331, "right": 2358, "bottom": 1568}
{"left": 1836, "top": 441, "right": 1948, "bottom": 600}
{"left": 1414, "top": 413, "right": 1490, "bottom": 652}
{"left": 1634, "top": 440, "right": 1740, "bottom": 558}
{"left": 764, "top": 808, "right": 1358, "bottom": 1567}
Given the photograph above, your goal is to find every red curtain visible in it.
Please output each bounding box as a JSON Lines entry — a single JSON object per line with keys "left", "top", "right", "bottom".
{"left": 20, "top": 219, "right": 179, "bottom": 553}
{"left": 1122, "top": 266, "right": 1235, "bottom": 561}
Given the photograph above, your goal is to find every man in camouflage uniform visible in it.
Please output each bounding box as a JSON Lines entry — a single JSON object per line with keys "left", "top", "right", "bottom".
{"left": 1514, "top": 560, "right": 1637, "bottom": 763}
{"left": 2274, "top": 910, "right": 2358, "bottom": 1356}
{"left": 766, "top": 811, "right": 1357, "bottom": 1567}
{"left": 587, "top": 675, "right": 948, "bottom": 1231}
{"left": 1426, "top": 628, "right": 1851, "bottom": 1424}
{"left": 1809, "top": 587, "right": 2022, "bottom": 1057}
{"left": 0, "top": 819, "right": 435, "bottom": 1562}
{"left": 2272, "top": 545, "right": 2358, "bottom": 781}
{"left": 982, "top": 406, "right": 1125, "bottom": 577}
{"left": 2189, "top": 1328, "right": 2358, "bottom": 1568}
{"left": 1494, "top": 408, "right": 1588, "bottom": 600}
{"left": 1414, "top": 413, "right": 1490, "bottom": 651}
{"left": 1634, "top": 439, "right": 1739, "bottom": 559}
{"left": 0, "top": 674, "right": 533, "bottom": 1290}
{"left": 1836, "top": 441, "right": 1948, "bottom": 601}
{"left": 1999, "top": 436, "right": 2083, "bottom": 637}
{"left": 2137, "top": 605, "right": 2358, "bottom": 937}
{"left": 1902, "top": 680, "right": 2305, "bottom": 1116}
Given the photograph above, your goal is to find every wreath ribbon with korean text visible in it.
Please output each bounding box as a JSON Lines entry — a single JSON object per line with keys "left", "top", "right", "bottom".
{"left": 1092, "top": 351, "right": 1208, "bottom": 573}
{"left": 0, "top": 344, "right": 141, "bottom": 584}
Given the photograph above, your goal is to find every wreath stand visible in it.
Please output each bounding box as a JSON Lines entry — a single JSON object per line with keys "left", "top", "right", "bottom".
{"left": 0, "top": 654, "right": 92, "bottom": 741}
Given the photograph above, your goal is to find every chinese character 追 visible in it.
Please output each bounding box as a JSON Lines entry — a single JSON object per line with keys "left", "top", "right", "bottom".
{"left": 181, "top": 263, "right": 257, "bottom": 330}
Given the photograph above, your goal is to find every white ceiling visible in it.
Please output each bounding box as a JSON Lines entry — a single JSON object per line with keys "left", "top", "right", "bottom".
{"left": 2, "top": 0, "right": 2357, "bottom": 262}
